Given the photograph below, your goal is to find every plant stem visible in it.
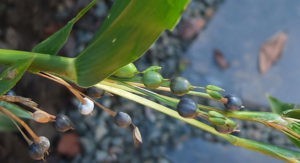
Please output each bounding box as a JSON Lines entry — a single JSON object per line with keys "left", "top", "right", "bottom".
{"left": 226, "top": 111, "right": 288, "bottom": 126}
{"left": 0, "top": 49, "right": 76, "bottom": 81}
{"left": 96, "top": 81, "right": 300, "bottom": 162}
{"left": 0, "top": 106, "right": 39, "bottom": 142}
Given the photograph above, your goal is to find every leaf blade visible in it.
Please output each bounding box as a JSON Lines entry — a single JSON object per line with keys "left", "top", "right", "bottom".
{"left": 0, "top": 101, "right": 32, "bottom": 119}
{"left": 268, "top": 96, "right": 294, "bottom": 114}
{"left": 0, "top": 57, "right": 34, "bottom": 95}
{"left": 0, "top": 101, "right": 32, "bottom": 132}
{"left": 75, "top": 0, "right": 190, "bottom": 87}
{"left": 0, "top": 113, "right": 16, "bottom": 131}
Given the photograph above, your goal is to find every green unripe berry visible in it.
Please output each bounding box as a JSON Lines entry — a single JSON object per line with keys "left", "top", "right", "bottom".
{"left": 170, "top": 77, "right": 193, "bottom": 96}
{"left": 142, "top": 71, "right": 163, "bottom": 89}
{"left": 113, "top": 63, "right": 138, "bottom": 78}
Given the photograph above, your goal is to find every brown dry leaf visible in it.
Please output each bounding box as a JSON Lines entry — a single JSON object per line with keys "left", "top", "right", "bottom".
{"left": 214, "top": 49, "right": 229, "bottom": 70}
{"left": 259, "top": 32, "right": 288, "bottom": 74}
{"left": 131, "top": 125, "right": 142, "bottom": 147}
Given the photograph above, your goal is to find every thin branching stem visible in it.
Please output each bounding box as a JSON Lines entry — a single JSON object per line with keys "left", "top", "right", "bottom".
{"left": 0, "top": 106, "right": 39, "bottom": 142}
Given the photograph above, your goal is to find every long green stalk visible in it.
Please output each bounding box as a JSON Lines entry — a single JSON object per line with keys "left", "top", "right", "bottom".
{"left": 0, "top": 49, "right": 76, "bottom": 81}
{"left": 96, "top": 81, "right": 300, "bottom": 162}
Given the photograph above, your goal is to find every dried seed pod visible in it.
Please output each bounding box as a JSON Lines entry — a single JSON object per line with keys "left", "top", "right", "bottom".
{"left": 33, "top": 110, "right": 54, "bottom": 123}
{"left": 78, "top": 97, "right": 94, "bottom": 115}
{"left": 170, "top": 77, "right": 193, "bottom": 96}
{"left": 114, "top": 112, "right": 132, "bottom": 128}
{"left": 55, "top": 114, "right": 74, "bottom": 132}
{"left": 142, "top": 71, "right": 163, "bottom": 89}
{"left": 176, "top": 97, "right": 197, "bottom": 118}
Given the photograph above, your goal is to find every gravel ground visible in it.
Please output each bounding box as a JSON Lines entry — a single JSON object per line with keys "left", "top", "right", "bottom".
{"left": 0, "top": 0, "right": 296, "bottom": 163}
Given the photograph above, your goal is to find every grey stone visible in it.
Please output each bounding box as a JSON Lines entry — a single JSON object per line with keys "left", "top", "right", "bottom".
{"left": 166, "top": 138, "right": 283, "bottom": 163}
{"left": 184, "top": 0, "right": 300, "bottom": 106}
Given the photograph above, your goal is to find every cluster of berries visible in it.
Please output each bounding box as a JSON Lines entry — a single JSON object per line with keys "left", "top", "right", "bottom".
{"left": 113, "top": 63, "right": 243, "bottom": 134}
{"left": 26, "top": 62, "right": 243, "bottom": 160}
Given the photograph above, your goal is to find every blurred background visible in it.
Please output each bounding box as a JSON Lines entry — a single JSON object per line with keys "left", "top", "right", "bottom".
{"left": 1, "top": 0, "right": 300, "bottom": 162}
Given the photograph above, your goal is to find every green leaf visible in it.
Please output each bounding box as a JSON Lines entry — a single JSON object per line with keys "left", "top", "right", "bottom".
{"left": 32, "top": 0, "right": 98, "bottom": 54}
{"left": 0, "top": 113, "right": 16, "bottom": 131}
{"left": 142, "top": 66, "right": 162, "bottom": 73}
{"left": 282, "top": 109, "right": 300, "bottom": 119}
{"left": 267, "top": 96, "right": 295, "bottom": 114}
{"left": 289, "top": 136, "right": 300, "bottom": 148}
{"left": 0, "top": 101, "right": 32, "bottom": 119}
{"left": 75, "top": 0, "right": 190, "bottom": 87}
{"left": 289, "top": 133, "right": 300, "bottom": 148}
{"left": 0, "top": 101, "right": 32, "bottom": 131}
{"left": 0, "top": 57, "right": 34, "bottom": 95}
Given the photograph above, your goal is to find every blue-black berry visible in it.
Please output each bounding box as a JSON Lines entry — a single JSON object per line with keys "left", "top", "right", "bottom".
{"left": 170, "top": 77, "right": 193, "bottom": 96}
{"left": 114, "top": 112, "right": 132, "bottom": 128}
{"left": 224, "top": 94, "right": 242, "bottom": 111}
{"left": 28, "top": 143, "right": 45, "bottom": 160}
{"left": 176, "top": 97, "right": 197, "bottom": 118}
{"left": 55, "top": 114, "right": 74, "bottom": 132}
{"left": 86, "top": 88, "right": 105, "bottom": 99}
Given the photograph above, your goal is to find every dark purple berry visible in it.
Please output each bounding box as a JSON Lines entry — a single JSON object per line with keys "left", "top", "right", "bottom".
{"left": 55, "top": 114, "right": 74, "bottom": 132}
{"left": 86, "top": 88, "right": 105, "bottom": 99}
{"left": 224, "top": 94, "right": 243, "bottom": 111}
{"left": 176, "top": 97, "right": 197, "bottom": 118}
{"left": 170, "top": 77, "right": 193, "bottom": 96}
{"left": 114, "top": 112, "right": 132, "bottom": 128}
{"left": 28, "top": 143, "right": 45, "bottom": 160}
